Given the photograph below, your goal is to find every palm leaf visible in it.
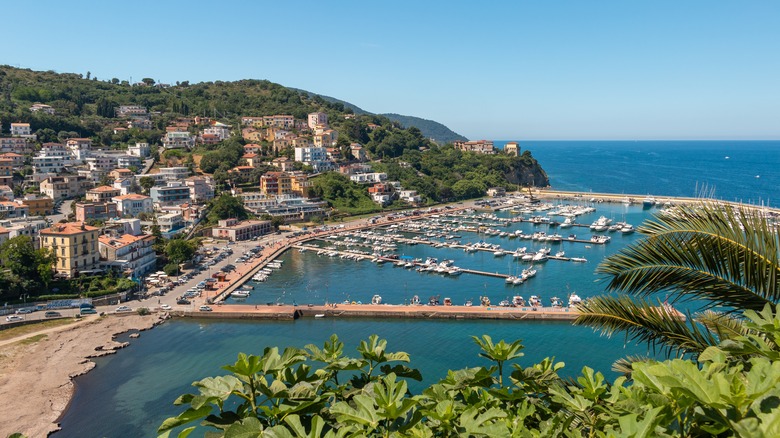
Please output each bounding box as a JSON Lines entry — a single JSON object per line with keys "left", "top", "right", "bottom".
{"left": 574, "top": 295, "right": 718, "bottom": 357}
{"left": 610, "top": 355, "right": 655, "bottom": 376}
{"left": 597, "top": 202, "right": 780, "bottom": 312}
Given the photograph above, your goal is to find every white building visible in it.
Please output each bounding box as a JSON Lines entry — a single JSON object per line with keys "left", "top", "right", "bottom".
{"left": 294, "top": 146, "right": 333, "bottom": 172}
{"left": 117, "top": 155, "right": 142, "bottom": 169}
{"left": 99, "top": 233, "right": 157, "bottom": 278}
{"left": 10, "top": 123, "right": 33, "bottom": 138}
{"left": 127, "top": 142, "right": 150, "bottom": 158}
{"left": 349, "top": 173, "right": 387, "bottom": 184}
{"left": 163, "top": 131, "right": 196, "bottom": 149}
{"left": 112, "top": 194, "right": 153, "bottom": 216}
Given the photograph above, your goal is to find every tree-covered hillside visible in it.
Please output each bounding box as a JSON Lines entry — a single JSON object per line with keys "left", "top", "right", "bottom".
{"left": 379, "top": 113, "right": 467, "bottom": 144}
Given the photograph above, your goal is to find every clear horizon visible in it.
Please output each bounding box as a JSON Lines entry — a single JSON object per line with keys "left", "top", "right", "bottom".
{"left": 6, "top": 0, "right": 779, "bottom": 141}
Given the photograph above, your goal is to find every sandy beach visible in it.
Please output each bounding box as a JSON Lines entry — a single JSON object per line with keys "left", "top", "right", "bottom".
{"left": 0, "top": 314, "right": 162, "bottom": 437}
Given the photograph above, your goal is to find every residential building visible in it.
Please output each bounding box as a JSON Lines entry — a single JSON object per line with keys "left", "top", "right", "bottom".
{"left": 112, "top": 193, "right": 153, "bottom": 216}
{"left": 104, "top": 218, "right": 142, "bottom": 236}
{"left": 292, "top": 136, "right": 313, "bottom": 148}
{"left": 0, "top": 226, "right": 9, "bottom": 246}
{"left": 212, "top": 218, "right": 271, "bottom": 241}
{"left": 184, "top": 176, "right": 214, "bottom": 203}
{"left": 40, "top": 175, "right": 93, "bottom": 201}
{"left": 0, "top": 137, "right": 29, "bottom": 154}
{"left": 162, "top": 130, "right": 196, "bottom": 149}
{"left": 202, "top": 125, "right": 231, "bottom": 141}
{"left": 117, "top": 155, "right": 142, "bottom": 169}
{"left": 86, "top": 185, "right": 122, "bottom": 203}
{"left": 228, "top": 166, "right": 255, "bottom": 179}
{"left": 259, "top": 172, "right": 310, "bottom": 198}
{"left": 0, "top": 158, "right": 12, "bottom": 186}
{"left": 453, "top": 140, "right": 495, "bottom": 154}
{"left": 0, "top": 185, "right": 13, "bottom": 200}
{"left": 157, "top": 212, "right": 185, "bottom": 236}
{"left": 263, "top": 115, "right": 295, "bottom": 129}
{"left": 127, "top": 118, "right": 153, "bottom": 130}
{"left": 270, "top": 156, "right": 294, "bottom": 172}
{"left": 272, "top": 137, "right": 291, "bottom": 153}
{"left": 308, "top": 112, "right": 328, "bottom": 129}
{"left": 10, "top": 123, "right": 33, "bottom": 138}
{"left": 0, "top": 152, "right": 24, "bottom": 167}
{"left": 150, "top": 182, "right": 190, "bottom": 207}
{"left": 127, "top": 142, "right": 150, "bottom": 158}
{"left": 487, "top": 187, "right": 507, "bottom": 197}
{"left": 398, "top": 190, "right": 422, "bottom": 204}
{"left": 32, "top": 154, "right": 68, "bottom": 174}
{"left": 242, "top": 128, "right": 264, "bottom": 143}
{"left": 350, "top": 144, "right": 367, "bottom": 161}
{"left": 294, "top": 146, "right": 333, "bottom": 171}
{"left": 368, "top": 183, "right": 392, "bottom": 206}
{"left": 243, "top": 143, "right": 261, "bottom": 154}
{"left": 241, "top": 116, "right": 264, "bottom": 127}
{"left": 504, "top": 142, "right": 520, "bottom": 156}
{"left": 99, "top": 233, "right": 157, "bottom": 279}
{"left": 75, "top": 202, "right": 118, "bottom": 223}
{"left": 157, "top": 167, "right": 189, "bottom": 182}
{"left": 113, "top": 177, "right": 135, "bottom": 195}
{"left": 39, "top": 222, "right": 100, "bottom": 278}
{"left": 66, "top": 138, "right": 93, "bottom": 157}
{"left": 242, "top": 152, "right": 260, "bottom": 167}
{"left": 313, "top": 129, "right": 338, "bottom": 148}
{"left": 240, "top": 192, "right": 327, "bottom": 222}
{"left": 0, "top": 201, "right": 29, "bottom": 219}
{"left": 17, "top": 195, "right": 54, "bottom": 216}
{"left": 109, "top": 168, "right": 135, "bottom": 180}
{"left": 30, "top": 103, "right": 55, "bottom": 114}
{"left": 85, "top": 155, "right": 116, "bottom": 172}
{"left": 115, "top": 105, "right": 148, "bottom": 117}
{"left": 349, "top": 172, "right": 387, "bottom": 184}
{"left": 0, "top": 218, "right": 47, "bottom": 243}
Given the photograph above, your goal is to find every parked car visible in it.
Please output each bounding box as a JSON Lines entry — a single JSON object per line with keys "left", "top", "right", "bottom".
{"left": 44, "top": 311, "right": 62, "bottom": 318}
{"left": 80, "top": 307, "right": 98, "bottom": 315}
{"left": 6, "top": 315, "right": 24, "bottom": 322}
{"left": 176, "top": 298, "right": 191, "bottom": 305}
{"left": 199, "top": 305, "right": 213, "bottom": 312}
{"left": 116, "top": 305, "right": 133, "bottom": 313}
{"left": 15, "top": 308, "right": 34, "bottom": 314}
{"left": 160, "top": 304, "right": 172, "bottom": 311}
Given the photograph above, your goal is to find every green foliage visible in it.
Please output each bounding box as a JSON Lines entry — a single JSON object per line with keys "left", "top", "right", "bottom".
{"left": 162, "top": 312, "right": 780, "bottom": 437}
{"left": 206, "top": 194, "right": 250, "bottom": 225}
{"left": 166, "top": 239, "right": 197, "bottom": 264}
{"left": 309, "top": 173, "right": 381, "bottom": 216}
{"left": 139, "top": 176, "right": 156, "bottom": 194}
{"left": 379, "top": 113, "right": 468, "bottom": 144}
{"left": 137, "top": 307, "right": 151, "bottom": 316}
{"left": 0, "top": 235, "right": 56, "bottom": 299}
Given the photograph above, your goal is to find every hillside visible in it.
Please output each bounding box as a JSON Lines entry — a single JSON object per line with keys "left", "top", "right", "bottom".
{"left": 379, "top": 113, "right": 467, "bottom": 144}
{"left": 292, "top": 89, "right": 467, "bottom": 144}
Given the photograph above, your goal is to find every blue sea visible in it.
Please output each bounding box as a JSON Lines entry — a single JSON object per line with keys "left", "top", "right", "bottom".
{"left": 54, "top": 141, "right": 780, "bottom": 437}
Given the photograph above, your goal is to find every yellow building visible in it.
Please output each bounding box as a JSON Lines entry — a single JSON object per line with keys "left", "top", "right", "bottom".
{"left": 17, "top": 194, "right": 54, "bottom": 216}
{"left": 39, "top": 222, "right": 100, "bottom": 278}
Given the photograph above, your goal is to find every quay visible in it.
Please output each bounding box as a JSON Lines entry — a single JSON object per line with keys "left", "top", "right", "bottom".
{"left": 175, "top": 303, "right": 579, "bottom": 321}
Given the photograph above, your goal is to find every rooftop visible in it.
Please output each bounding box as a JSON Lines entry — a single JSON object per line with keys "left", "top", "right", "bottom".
{"left": 41, "top": 222, "right": 98, "bottom": 235}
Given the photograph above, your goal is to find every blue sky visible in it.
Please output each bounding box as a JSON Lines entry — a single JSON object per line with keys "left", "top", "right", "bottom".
{"left": 6, "top": 1, "right": 779, "bottom": 140}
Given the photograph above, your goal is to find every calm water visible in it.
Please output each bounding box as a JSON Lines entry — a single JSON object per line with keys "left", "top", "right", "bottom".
{"left": 55, "top": 141, "right": 780, "bottom": 437}
{"left": 499, "top": 140, "right": 780, "bottom": 207}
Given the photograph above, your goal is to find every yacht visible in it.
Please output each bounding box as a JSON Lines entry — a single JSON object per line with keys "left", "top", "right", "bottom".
{"left": 620, "top": 224, "right": 635, "bottom": 234}
{"left": 231, "top": 290, "right": 250, "bottom": 298}
{"left": 568, "top": 294, "right": 583, "bottom": 307}
{"left": 371, "top": 294, "right": 383, "bottom": 305}
{"left": 512, "top": 295, "right": 525, "bottom": 307}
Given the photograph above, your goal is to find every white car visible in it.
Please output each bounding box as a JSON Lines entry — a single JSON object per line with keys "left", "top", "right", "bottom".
{"left": 6, "top": 315, "right": 24, "bottom": 322}
{"left": 160, "top": 304, "right": 172, "bottom": 311}
{"left": 116, "top": 305, "right": 133, "bottom": 313}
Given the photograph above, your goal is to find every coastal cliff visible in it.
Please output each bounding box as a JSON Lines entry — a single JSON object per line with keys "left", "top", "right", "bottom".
{"left": 504, "top": 152, "right": 550, "bottom": 187}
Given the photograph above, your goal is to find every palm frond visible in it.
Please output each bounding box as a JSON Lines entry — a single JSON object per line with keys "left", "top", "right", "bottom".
{"left": 597, "top": 202, "right": 780, "bottom": 312}
{"left": 574, "top": 295, "right": 719, "bottom": 357}
{"left": 611, "top": 355, "right": 656, "bottom": 376}
{"left": 696, "top": 310, "right": 748, "bottom": 342}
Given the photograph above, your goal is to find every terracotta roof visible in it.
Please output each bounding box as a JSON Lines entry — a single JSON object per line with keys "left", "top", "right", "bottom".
{"left": 89, "top": 185, "right": 119, "bottom": 192}
{"left": 112, "top": 194, "right": 150, "bottom": 201}
{"left": 99, "top": 233, "right": 154, "bottom": 248}
{"left": 41, "top": 222, "right": 98, "bottom": 235}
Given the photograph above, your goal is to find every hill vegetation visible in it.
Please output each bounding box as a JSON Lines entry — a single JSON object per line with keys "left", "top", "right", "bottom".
{"left": 380, "top": 113, "right": 467, "bottom": 144}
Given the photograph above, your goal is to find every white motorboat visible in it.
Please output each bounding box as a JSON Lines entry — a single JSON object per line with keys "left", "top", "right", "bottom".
{"left": 620, "top": 224, "right": 635, "bottom": 234}
{"left": 232, "top": 290, "right": 250, "bottom": 298}
{"left": 569, "top": 294, "right": 583, "bottom": 307}
{"left": 570, "top": 257, "right": 588, "bottom": 263}
{"left": 371, "top": 294, "right": 383, "bottom": 305}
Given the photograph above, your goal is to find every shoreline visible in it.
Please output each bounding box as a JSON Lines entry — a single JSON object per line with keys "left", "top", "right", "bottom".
{"left": 5, "top": 188, "right": 771, "bottom": 436}
{"left": 0, "top": 314, "right": 164, "bottom": 437}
